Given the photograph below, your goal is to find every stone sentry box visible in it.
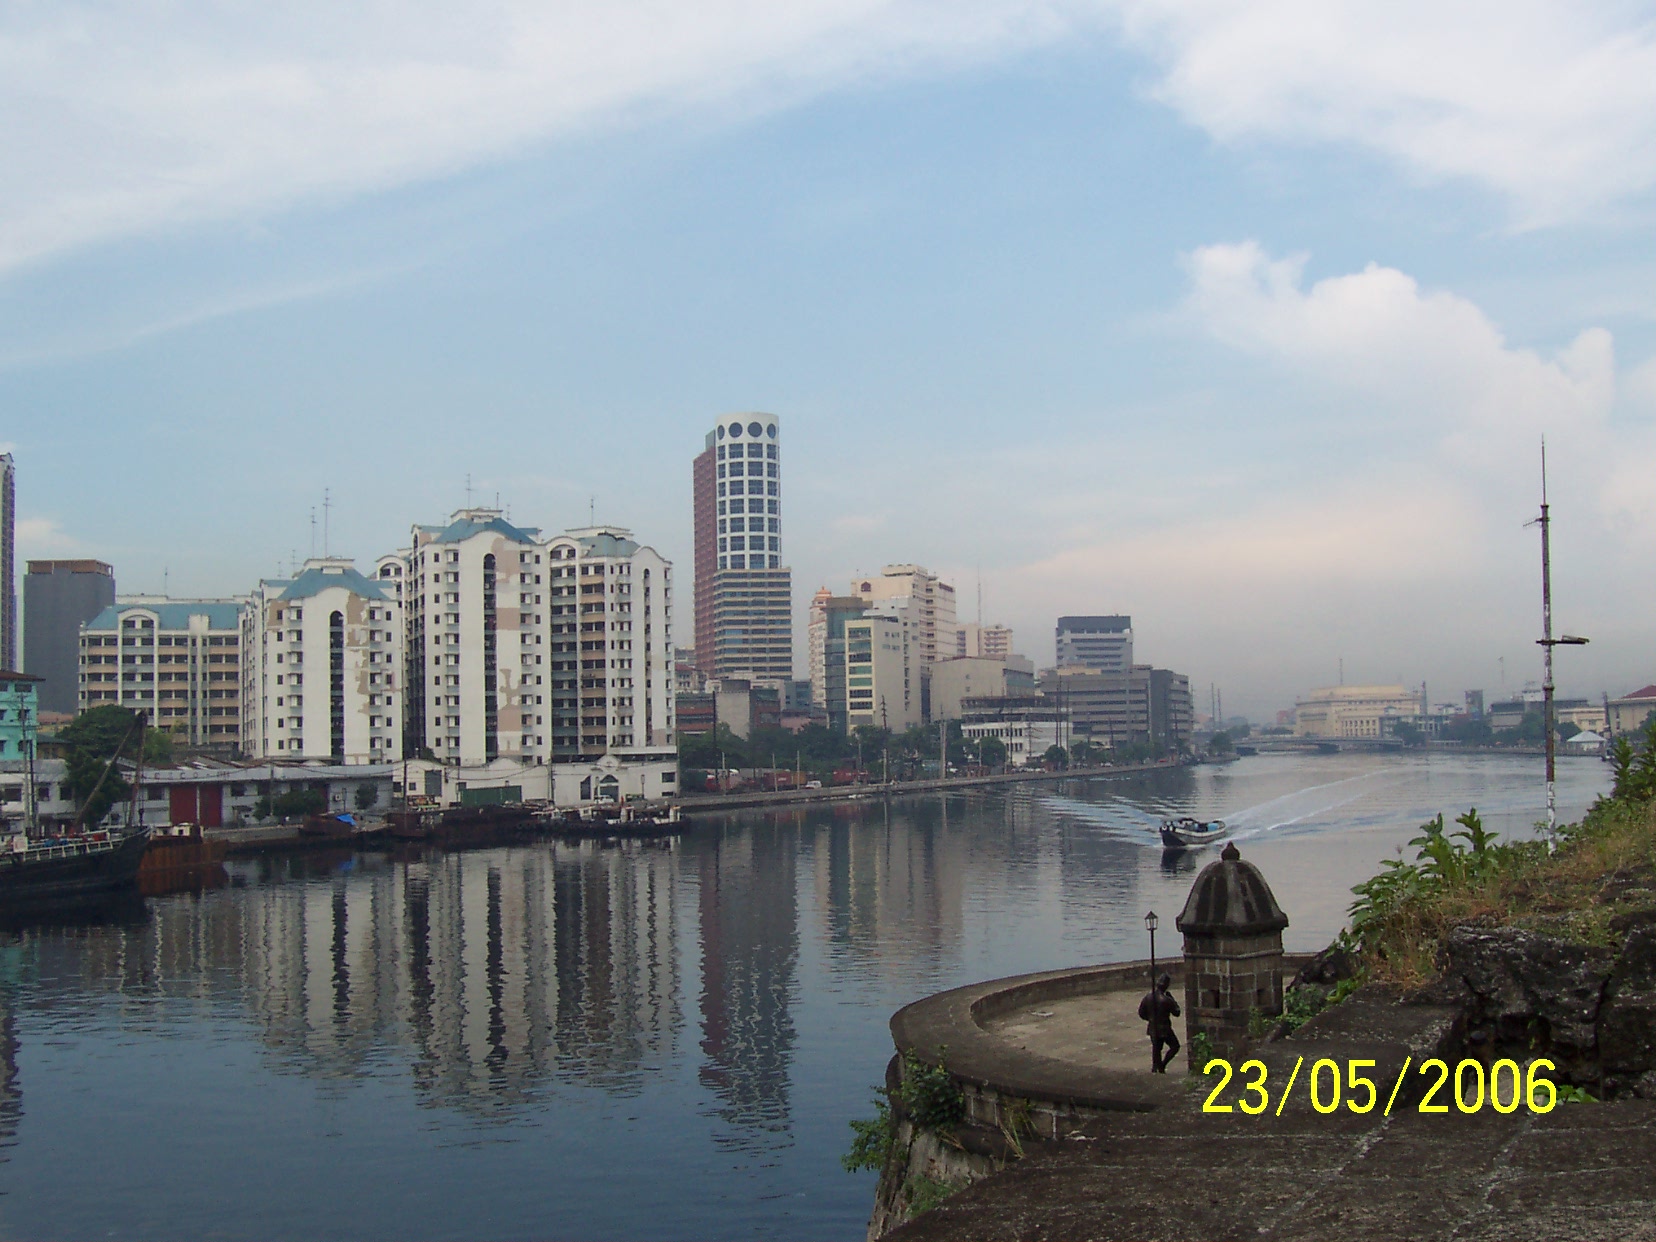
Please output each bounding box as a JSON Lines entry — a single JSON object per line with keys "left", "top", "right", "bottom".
{"left": 1176, "top": 842, "right": 1290, "bottom": 1062}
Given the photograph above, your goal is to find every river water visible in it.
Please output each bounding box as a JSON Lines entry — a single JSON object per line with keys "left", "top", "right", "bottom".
{"left": 0, "top": 752, "right": 1609, "bottom": 1240}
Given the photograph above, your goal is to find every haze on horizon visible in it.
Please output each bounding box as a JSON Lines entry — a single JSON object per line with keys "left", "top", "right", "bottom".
{"left": 5, "top": 1, "right": 1655, "bottom": 719}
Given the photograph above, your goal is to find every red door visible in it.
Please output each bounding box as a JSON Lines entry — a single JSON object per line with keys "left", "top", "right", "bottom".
{"left": 199, "top": 785, "right": 223, "bottom": 828}
{"left": 169, "top": 785, "right": 197, "bottom": 825}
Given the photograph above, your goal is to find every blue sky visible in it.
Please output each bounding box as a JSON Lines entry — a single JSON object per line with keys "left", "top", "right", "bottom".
{"left": 6, "top": 1, "right": 1656, "bottom": 717}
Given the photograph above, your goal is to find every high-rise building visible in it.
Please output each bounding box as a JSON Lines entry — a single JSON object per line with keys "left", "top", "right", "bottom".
{"left": 844, "top": 611, "right": 919, "bottom": 732}
{"left": 849, "top": 565, "right": 956, "bottom": 720}
{"left": 24, "top": 560, "right": 115, "bottom": 714}
{"left": 956, "top": 623, "right": 1013, "bottom": 660}
{"left": 1055, "top": 615, "right": 1133, "bottom": 672}
{"left": 692, "top": 415, "right": 793, "bottom": 682}
{"left": 808, "top": 589, "right": 875, "bottom": 733}
{"left": 399, "top": 510, "right": 675, "bottom": 768}
{"left": 242, "top": 558, "right": 403, "bottom": 763}
{"left": 0, "top": 453, "right": 14, "bottom": 672}
{"left": 79, "top": 598, "right": 246, "bottom": 750}
{"left": 1039, "top": 664, "right": 1192, "bottom": 754}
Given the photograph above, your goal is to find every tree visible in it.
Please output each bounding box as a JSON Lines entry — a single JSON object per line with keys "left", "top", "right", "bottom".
{"left": 1393, "top": 722, "right": 1424, "bottom": 746}
{"left": 354, "top": 784, "right": 379, "bottom": 811}
{"left": 977, "top": 736, "right": 1008, "bottom": 769}
{"left": 58, "top": 706, "right": 162, "bottom": 827}
{"left": 1042, "top": 744, "right": 1069, "bottom": 769}
{"left": 1208, "top": 730, "right": 1234, "bottom": 755}
{"left": 1556, "top": 721, "right": 1581, "bottom": 742}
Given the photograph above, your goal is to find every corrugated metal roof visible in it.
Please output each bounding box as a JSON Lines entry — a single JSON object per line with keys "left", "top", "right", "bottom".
{"left": 431, "top": 515, "right": 539, "bottom": 545}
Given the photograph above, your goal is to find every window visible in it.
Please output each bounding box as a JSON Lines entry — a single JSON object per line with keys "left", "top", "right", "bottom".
{"left": 730, "top": 555, "right": 745, "bottom": 568}
{"left": 717, "top": 463, "right": 726, "bottom": 478}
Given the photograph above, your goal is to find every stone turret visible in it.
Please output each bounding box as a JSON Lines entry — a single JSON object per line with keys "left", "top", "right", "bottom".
{"left": 1176, "top": 842, "right": 1289, "bottom": 1060}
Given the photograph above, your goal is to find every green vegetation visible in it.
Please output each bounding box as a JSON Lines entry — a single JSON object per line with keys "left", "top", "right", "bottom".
{"left": 354, "top": 784, "right": 379, "bottom": 812}
{"left": 254, "top": 787, "right": 328, "bottom": 821}
{"left": 903, "top": 1174, "right": 964, "bottom": 1216}
{"left": 59, "top": 706, "right": 173, "bottom": 826}
{"left": 842, "top": 1047, "right": 966, "bottom": 1177}
{"left": 1343, "top": 720, "right": 1656, "bottom": 985}
{"left": 1208, "top": 730, "right": 1234, "bottom": 755}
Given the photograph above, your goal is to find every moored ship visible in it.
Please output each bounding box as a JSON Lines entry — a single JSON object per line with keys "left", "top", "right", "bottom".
{"left": 1, "top": 827, "right": 152, "bottom": 903}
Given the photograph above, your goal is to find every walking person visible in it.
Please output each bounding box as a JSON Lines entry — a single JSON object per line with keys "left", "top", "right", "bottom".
{"left": 1137, "top": 973, "right": 1181, "bottom": 1073}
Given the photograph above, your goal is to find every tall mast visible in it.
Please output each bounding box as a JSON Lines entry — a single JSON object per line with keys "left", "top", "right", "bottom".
{"left": 1540, "top": 441, "right": 1555, "bottom": 836}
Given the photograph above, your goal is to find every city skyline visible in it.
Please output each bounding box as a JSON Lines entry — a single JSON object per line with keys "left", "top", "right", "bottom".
{"left": 6, "top": 5, "right": 1656, "bottom": 716}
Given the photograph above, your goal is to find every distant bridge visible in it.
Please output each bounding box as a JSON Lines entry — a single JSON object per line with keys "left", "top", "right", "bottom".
{"left": 1237, "top": 737, "right": 1406, "bottom": 755}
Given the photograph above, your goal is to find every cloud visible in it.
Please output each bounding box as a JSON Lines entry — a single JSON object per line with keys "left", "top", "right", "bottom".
{"left": 1180, "top": 240, "right": 1624, "bottom": 482}
{"left": 8, "top": 1, "right": 1656, "bottom": 274}
{"left": 15, "top": 517, "right": 82, "bottom": 558}
{"left": 0, "top": 0, "right": 1090, "bottom": 274}
{"left": 1113, "top": 0, "right": 1656, "bottom": 226}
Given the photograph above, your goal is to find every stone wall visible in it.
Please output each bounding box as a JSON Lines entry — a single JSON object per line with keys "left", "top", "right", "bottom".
{"left": 1181, "top": 928, "right": 1285, "bottom": 1057}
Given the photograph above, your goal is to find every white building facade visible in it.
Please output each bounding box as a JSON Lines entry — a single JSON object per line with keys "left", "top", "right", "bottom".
{"left": 844, "top": 611, "right": 920, "bottom": 732}
{"left": 243, "top": 558, "right": 402, "bottom": 763}
{"left": 849, "top": 565, "right": 956, "bottom": 721}
{"left": 79, "top": 599, "right": 246, "bottom": 749}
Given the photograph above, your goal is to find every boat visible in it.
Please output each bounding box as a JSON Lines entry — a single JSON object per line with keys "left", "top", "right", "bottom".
{"left": 1158, "top": 816, "right": 1230, "bottom": 849}
{"left": 137, "top": 823, "right": 229, "bottom": 897}
{"left": 298, "top": 812, "right": 362, "bottom": 840}
{"left": 1, "top": 828, "right": 152, "bottom": 904}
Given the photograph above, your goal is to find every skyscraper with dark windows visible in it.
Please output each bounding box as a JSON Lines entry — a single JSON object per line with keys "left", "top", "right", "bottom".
{"left": 691, "top": 416, "right": 793, "bottom": 682}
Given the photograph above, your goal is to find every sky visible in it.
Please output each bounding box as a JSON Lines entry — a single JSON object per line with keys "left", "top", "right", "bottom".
{"left": 5, "top": 0, "right": 1656, "bottom": 719}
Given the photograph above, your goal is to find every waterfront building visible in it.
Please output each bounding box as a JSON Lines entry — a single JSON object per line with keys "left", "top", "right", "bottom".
{"left": 1054, "top": 615, "right": 1132, "bottom": 672}
{"left": 808, "top": 590, "right": 875, "bottom": 732}
{"left": 956, "top": 623, "right": 1012, "bottom": 660}
{"left": 1609, "top": 685, "right": 1656, "bottom": 736}
{"left": 1039, "top": 664, "right": 1193, "bottom": 753}
{"left": 0, "top": 453, "right": 13, "bottom": 671}
{"left": 0, "top": 670, "right": 41, "bottom": 766}
{"left": 23, "top": 560, "right": 115, "bottom": 714}
{"left": 958, "top": 697, "right": 1063, "bottom": 767}
{"left": 399, "top": 511, "right": 676, "bottom": 773}
{"left": 401, "top": 508, "right": 543, "bottom": 766}
{"left": 929, "top": 655, "right": 1035, "bottom": 721}
{"left": 692, "top": 415, "right": 793, "bottom": 682}
{"left": 1294, "top": 685, "right": 1424, "bottom": 739}
{"left": 844, "top": 611, "right": 919, "bottom": 732}
{"left": 242, "top": 558, "right": 402, "bottom": 763}
{"left": 541, "top": 525, "right": 675, "bottom": 762}
{"left": 849, "top": 566, "right": 955, "bottom": 720}
{"left": 79, "top": 598, "right": 245, "bottom": 750}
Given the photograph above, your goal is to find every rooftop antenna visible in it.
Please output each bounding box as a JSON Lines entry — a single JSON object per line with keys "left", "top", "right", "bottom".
{"left": 163, "top": 567, "right": 169, "bottom": 596}
{"left": 322, "top": 488, "right": 332, "bottom": 557}
{"left": 309, "top": 507, "right": 317, "bottom": 559}
{"left": 590, "top": 495, "right": 595, "bottom": 525}
{"left": 465, "top": 473, "right": 473, "bottom": 508}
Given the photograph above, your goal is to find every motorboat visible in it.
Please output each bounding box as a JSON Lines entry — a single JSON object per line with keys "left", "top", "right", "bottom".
{"left": 1158, "top": 816, "right": 1230, "bottom": 849}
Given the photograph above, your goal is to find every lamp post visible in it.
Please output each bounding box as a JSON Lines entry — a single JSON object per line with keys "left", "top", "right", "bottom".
{"left": 1145, "top": 910, "right": 1159, "bottom": 984}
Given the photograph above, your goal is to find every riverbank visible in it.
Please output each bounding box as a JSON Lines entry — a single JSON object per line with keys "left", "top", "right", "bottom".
{"left": 681, "top": 757, "right": 1191, "bottom": 812}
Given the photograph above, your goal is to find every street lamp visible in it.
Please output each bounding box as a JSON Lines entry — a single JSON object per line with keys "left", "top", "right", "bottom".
{"left": 1145, "top": 910, "right": 1159, "bottom": 984}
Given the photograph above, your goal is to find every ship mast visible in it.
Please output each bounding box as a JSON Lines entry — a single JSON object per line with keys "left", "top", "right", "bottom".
{"left": 1533, "top": 441, "right": 1588, "bottom": 841}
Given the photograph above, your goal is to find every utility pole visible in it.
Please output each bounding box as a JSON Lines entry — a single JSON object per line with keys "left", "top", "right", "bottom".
{"left": 1531, "top": 441, "right": 1589, "bottom": 840}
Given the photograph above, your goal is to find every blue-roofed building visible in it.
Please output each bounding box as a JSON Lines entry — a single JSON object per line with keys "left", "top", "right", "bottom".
{"left": 79, "top": 597, "right": 247, "bottom": 751}
{"left": 244, "top": 558, "right": 403, "bottom": 764}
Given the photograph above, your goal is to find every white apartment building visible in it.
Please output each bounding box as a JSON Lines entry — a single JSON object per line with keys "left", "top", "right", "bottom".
{"left": 243, "top": 558, "right": 402, "bottom": 763}
{"left": 957, "top": 623, "right": 1013, "bottom": 660}
{"left": 844, "top": 611, "right": 920, "bottom": 732}
{"left": 849, "top": 565, "right": 956, "bottom": 720}
{"left": 403, "top": 509, "right": 546, "bottom": 766}
{"left": 400, "top": 510, "right": 676, "bottom": 772}
{"left": 79, "top": 598, "right": 246, "bottom": 749}
{"left": 542, "top": 525, "right": 675, "bottom": 763}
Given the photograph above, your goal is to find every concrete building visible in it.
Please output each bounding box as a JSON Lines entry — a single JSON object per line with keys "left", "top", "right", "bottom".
{"left": 242, "top": 558, "right": 402, "bottom": 763}
{"left": 959, "top": 698, "right": 1063, "bottom": 767}
{"left": 23, "top": 559, "right": 115, "bottom": 714}
{"left": 808, "top": 590, "right": 876, "bottom": 732}
{"left": 0, "top": 453, "right": 13, "bottom": 671}
{"left": 541, "top": 525, "right": 675, "bottom": 763}
{"left": 0, "top": 670, "right": 40, "bottom": 768}
{"left": 1609, "top": 685, "right": 1656, "bottom": 736}
{"left": 692, "top": 415, "right": 793, "bottom": 682}
{"left": 1294, "top": 685, "right": 1425, "bottom": 739}
{"left": 1055, "top": 615, "right": 1133, "bottom": 672}
{"left": 844, "top": 612, "right": 920, "bottom": 732}
{"left": 849, "top": 565, "right": 956, "bottom": 720}
{"left": 79, "top": 598, "right": 246, "bottom": 750}
{"left": 402, "top": 509, "right": 544, "bottom": 766}
{"left": 1040, "top": 664, "right": 1193, "bottom": 753}
{"left": 956, "top": 623, "right": 1013, "bottom": 660}
{"left": 400, "top": 511, "right": 676, "bottom": 773}
{"left": 929, "top": 655, "right": 1035, "bottom": 721}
